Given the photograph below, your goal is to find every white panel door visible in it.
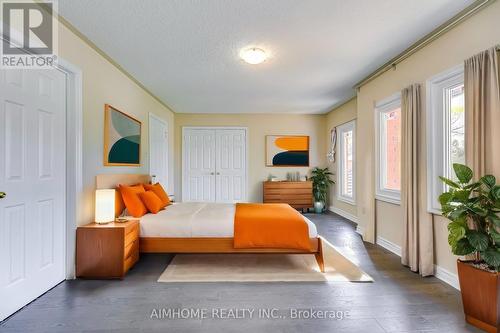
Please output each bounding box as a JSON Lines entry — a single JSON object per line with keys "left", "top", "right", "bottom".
{"left": 216, "top": 129, "right": 247, "bottom": 203}
{"left": 0, "top": 68, "right": 66, "bottom": 321}
{"left": 183, "top": 129, "right": 216, "bottom": 202}
{"left": 149, "top": 114, "right": 168, "bottom": 189}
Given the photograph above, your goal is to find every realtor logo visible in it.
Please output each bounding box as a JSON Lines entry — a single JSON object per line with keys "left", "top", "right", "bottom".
{"left": 1, "top": 0, "right": 58, "bottom": 69}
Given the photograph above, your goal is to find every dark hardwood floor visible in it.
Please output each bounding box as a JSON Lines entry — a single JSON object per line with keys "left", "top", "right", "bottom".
{"left": 0, "top": 212, "right": 480, "bottom": 333}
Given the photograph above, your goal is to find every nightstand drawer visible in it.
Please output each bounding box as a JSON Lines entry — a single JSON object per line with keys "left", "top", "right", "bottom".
{"left": 124, "top": 250, "right": 139, "bottom": 273}
{"left": 124, "top": 238, "right": 139, "bottom": 260}
{"left": 124, "top": 223, "right": 139, "bottom": 246}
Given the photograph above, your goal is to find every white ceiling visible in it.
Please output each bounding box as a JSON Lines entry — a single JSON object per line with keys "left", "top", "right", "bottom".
{"left": 59, "top": 0, "right": 474, "bottom": 114}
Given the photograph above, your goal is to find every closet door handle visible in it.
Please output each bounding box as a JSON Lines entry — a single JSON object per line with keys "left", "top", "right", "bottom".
{"left": 210, "top": 172, "right": 215, "bottom": 175}
{"left": 0, "top": 192, "right": 6, "bottom": 199}
{"left": 216, "top": 172, "right": 220, "bottom": 175}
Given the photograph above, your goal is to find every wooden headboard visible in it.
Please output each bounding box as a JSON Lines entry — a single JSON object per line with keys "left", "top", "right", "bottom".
{"left": 96, "top": 174, "right": 151, "bottom": 189}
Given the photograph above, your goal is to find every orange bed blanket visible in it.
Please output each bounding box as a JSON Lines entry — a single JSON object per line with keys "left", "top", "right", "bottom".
{"left": 233, "top": 203, "right": 312, "bottom": 251}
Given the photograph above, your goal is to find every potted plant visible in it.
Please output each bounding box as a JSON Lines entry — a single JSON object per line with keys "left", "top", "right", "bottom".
{"left": 309, "top": 167, "right": 334, "bottom": 213}
{"left": 439, "top": 163, "right": 500, "bottom": 333}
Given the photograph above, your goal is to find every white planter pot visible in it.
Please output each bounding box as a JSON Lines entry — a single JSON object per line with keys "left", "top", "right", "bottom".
{"left": 314, "top": 201, "right": 324, "bottom": 214}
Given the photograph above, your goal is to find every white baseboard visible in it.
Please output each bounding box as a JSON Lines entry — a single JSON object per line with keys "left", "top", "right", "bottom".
{"left": 376, "top": 236, "right": 402, "bottom": 257}
{"left": 434, "top": 265, "right": 460, "bottom": 290}
{"left": 328, "top": 205, "right": 460, "bottom": 290}
{"left": 355, "top": 225, "right": 364, "bottom": 237}
{"left": 375, "top": 236, "right": 460, "bottom": 290}
{"left": 329, "top": 206, "right": 363, "bottom": 236}
{"left": 328, "top": 206, "right": 358, "bottom": 224}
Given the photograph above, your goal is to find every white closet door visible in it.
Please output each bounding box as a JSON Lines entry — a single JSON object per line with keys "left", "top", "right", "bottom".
{"left": 182, "top": 129, "right": 216, "bottom": 202}
{"left": 149, "top": 114, "right": 168, "bottom": 188}
{"left": 216, "top": 129, "right": 247, "bottom": 203}
{"left": 0, "top": 68, "right": 67, "bottom": 320}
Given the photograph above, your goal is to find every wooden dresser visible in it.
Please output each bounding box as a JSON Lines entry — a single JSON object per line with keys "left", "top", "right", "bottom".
{"left": 263, "top": 181, "right": 313, "bottom": 211}
{"left": 76, "top": 220, "right": 139, "bottom": 279}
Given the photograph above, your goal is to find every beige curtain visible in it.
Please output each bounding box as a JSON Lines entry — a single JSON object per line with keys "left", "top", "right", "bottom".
{"left": 465, "top": 47, "right": 500, "bottom": 178}
{"left": 401, "top": 84, "right": 434, "bottom": 276}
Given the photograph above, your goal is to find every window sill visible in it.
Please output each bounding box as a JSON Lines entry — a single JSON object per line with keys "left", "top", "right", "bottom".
{"left": 428, "top": 208, "right": 442, "bottom": 216}
{"left": 337, "top": 196, "right": 356, "bottom": 206}
{"left": 375, "top": 194, "right": 400, "bottom": 205}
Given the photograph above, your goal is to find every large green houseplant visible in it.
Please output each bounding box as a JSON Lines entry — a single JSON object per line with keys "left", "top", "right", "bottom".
{"left": 439, "top": 163, "right": 500, "bottom": 332}
{"left": 439, "top": 163, "right": 500, "bottom": 269}
{"left": 309, "top": 167, "right": 334, "bottom": 213}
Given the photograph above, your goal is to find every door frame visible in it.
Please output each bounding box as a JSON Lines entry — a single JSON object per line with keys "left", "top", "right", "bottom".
{"left": 54, "top": 59, "right": 83, "bottom": 280}
{"left": 181, "top": 126, "right": 249, "bottom": 203}
{"left": 148, "top": 112, "right": 169, "bottom": 188}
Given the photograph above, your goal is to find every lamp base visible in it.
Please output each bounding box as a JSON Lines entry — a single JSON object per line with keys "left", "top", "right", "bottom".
{"left": 95, "top": 220, "right": 113, "bottom": 225}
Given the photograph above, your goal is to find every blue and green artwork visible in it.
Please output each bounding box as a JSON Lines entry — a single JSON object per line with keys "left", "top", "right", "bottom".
{"left": 104, "top": 105, "right": 141, "bottom": 165}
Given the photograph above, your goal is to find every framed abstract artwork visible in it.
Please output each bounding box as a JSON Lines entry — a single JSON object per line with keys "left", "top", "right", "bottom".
{"left": 104, "top": 104, "right": 141, "bottom": 166}
{"left": 265, "top": 135, "right": 310, "bottom": 167}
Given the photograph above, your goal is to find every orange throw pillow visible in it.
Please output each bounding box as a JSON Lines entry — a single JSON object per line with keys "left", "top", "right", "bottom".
{"left": 139, "top": 191, "right": 163, "bottom": 214}
{"left": 115, "top": 187, "right": 126, "bottom": 217}
{"left": 143, "top": 183, "right": 170, "bottom": 207}
{"left": 119, "top": 184, "right": 147, "bottom": 217}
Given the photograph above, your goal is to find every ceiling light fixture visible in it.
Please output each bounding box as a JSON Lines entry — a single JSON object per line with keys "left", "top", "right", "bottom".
{"left": 240, "top": 47, "right": 267, "bottom": 65}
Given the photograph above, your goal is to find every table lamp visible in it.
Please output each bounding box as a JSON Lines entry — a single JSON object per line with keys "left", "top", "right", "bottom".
{"left": 95, "top": 189, "right": 115, "bottom": 224}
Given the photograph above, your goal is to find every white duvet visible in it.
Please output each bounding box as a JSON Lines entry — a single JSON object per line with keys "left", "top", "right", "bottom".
{"left": 138, "top": 202, "right": 318, "bottom": 238}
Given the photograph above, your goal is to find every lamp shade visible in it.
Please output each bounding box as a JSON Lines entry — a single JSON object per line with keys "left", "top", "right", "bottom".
{"left": 95, "top": 189, "right": 115, "bottom": 223}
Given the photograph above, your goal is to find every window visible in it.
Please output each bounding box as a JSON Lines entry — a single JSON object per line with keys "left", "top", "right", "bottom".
{"left": 337, "top": 120, "right": 356, "bottom": 204}
{"left": 427, "top": 65, "right": 465, "bottom": 214}
{"left": 375, "top": 93, "right": 401, "bottom": 204}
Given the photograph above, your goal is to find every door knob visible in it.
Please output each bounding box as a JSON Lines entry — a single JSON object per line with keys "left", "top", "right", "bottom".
{"left": 210, "top": 172, "right": 215, "bottom": 175}
{"left": 216, "top": 172, "right": 220, "bottom": 175}
{"left": 0, "top": 192, "right": 5, "bottom": 199}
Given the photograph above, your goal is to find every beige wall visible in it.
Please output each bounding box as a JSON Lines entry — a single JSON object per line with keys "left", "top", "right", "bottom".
{"left": 174, "top": 114, "right": 326, "bottom": 202}
{"left": 325, "top": 98, "right": 357, "bottom": 217}
{"left": 356, "top": 1, "right": 500, "bottom": 273}
{"left": 376, "top": 201, "right": 403, "bottom": 247}
{"left": 58, "top": 23, "right": 175, "bottom": 226}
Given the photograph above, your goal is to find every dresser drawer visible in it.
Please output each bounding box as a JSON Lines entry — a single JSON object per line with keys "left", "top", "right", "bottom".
{"left": 264, "top": 188, "right": 312, "bottom": 195}
{"left": 264, "top": 193, "right": 312, "bottom": 200}
{"left": 263, "top": 182, "right": 312, "bottom": 189}
{"left": 287, "top": 199, "right": 313, "bottom": 205}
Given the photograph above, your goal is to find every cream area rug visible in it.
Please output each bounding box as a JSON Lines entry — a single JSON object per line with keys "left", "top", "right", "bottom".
{"left": 157, "top": 237, "right": 372, "bottom": 283}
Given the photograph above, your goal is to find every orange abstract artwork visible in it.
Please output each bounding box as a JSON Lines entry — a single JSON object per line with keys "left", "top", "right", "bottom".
{"left": 266, "top": 135, "right": 309, "bottom": 167}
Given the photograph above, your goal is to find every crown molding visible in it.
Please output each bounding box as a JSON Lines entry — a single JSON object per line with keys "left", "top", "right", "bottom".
{"left": 354, "top": 0, "right": 496, "bottom": 89}
{"left": 35, "top": 1, "right": 176, "bottom": 113}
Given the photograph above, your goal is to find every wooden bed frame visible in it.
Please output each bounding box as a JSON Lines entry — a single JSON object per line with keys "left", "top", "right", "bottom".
{"left": 96, "top": 174, "right": 325, "bottom": 272}
{"left": 140, "top": 237, "right": 324, "bottom": 272}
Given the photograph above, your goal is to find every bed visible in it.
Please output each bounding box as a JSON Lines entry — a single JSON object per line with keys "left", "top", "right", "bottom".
{"left": 96, "top": 174, "right": 325, "bottom": 272}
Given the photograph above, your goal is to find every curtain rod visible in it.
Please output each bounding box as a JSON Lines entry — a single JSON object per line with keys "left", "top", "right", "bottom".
{"left": 354, "top": 0, "right": 496, "bottom": 90}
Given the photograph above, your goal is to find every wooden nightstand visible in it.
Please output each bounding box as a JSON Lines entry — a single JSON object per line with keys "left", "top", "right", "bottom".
{"left": 76, "top": 220, "right": 139, "bottom": 279}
